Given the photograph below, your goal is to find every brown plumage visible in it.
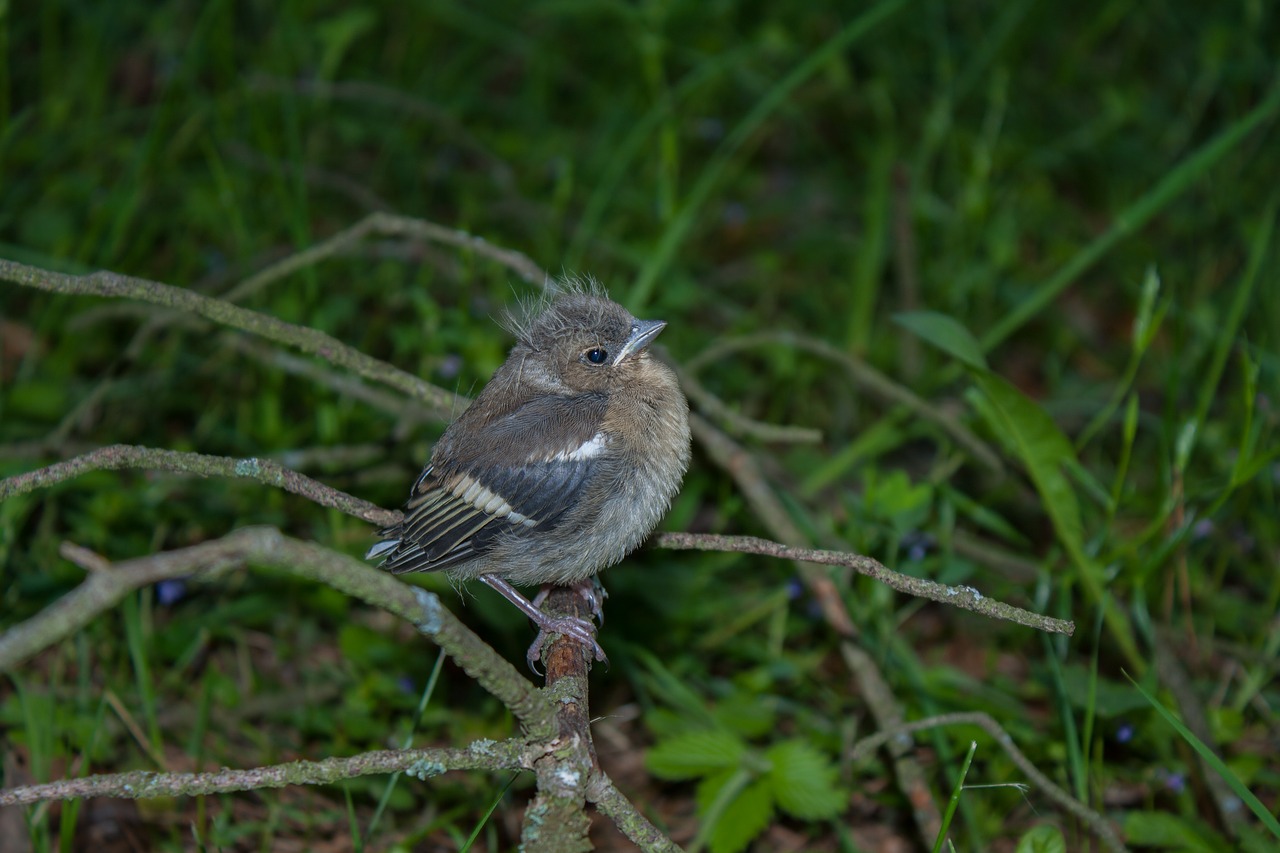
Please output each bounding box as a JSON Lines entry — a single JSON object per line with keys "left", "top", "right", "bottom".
{"left": 368, "top": 284, "right": 691, "bottom": 666}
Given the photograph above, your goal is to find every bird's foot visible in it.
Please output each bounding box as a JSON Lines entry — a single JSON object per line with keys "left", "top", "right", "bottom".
{"left": 532, "top": 577, "right": 608, "bottom": 626}
{"left": 525, "top": 616, "right": 608, "bottom": 671}
{"left": 479, "top": 574, "right": 608, "bottom": 673}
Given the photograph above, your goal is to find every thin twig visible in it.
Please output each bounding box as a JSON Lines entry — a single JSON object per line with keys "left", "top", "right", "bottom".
{"left": 1, "top": 443, "right": 1069, "bottom": 637}
{"left": 657, "top": 531, "right": 1073, "bottom": 637}
{"left": 589, "top": 772, "right": 684, "bottom": 853}
{"left": 0, "top": 743, "right": 522, "bottom": 807}
{"left": 223, "top": 212, "right": 547, "bottom": 304}
{"left": 664, "top": 354, "right": 822, "bottom": 444}
{"left": 684, "top": 331, "right": 1004, "bottom": 474}
{"left": 0, "top": 444, "right": 399, "bottom": 528}
{"left": 847, "top": 711, "right": 1128, "bottom": 853}
{"left": 0, "top": 258, "right": 461, "bottom": 413}
{"left": 685, "top": 413, "right": 945, "bottom": 846}
{"left": 0, "top": 528, "right": 551, "bottom": 734}
{"left": 841, "top": 644, "right": 941, "bottom": 843}
{"left": 686, "top": 414, "right": 855, "bottom": 636}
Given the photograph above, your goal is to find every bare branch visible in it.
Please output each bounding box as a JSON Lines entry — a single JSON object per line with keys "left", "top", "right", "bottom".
{"left": 522, "top": 587, "right": 597, "bottom": 852}
{"left": 664, "top": 353, "right": 822, "bottom": 444}
{"left": 684, "top": 331, "right": 1005, "bottom": 474}
{"left": 657, "top": 531, "right": 1072, "bottom": 636}
{"left": 0, "top": 258, "right": 460, "bottom": 413}
{"left": 847, "top": 711, "right": 1127, "bottom": 853}
{"left": 0, "top": 743, "right": 523, "bottom": 807}
{"left": 0, "top": 444, "right": 399, "bottom": 528}
{"left": 589, "top": 772, "right": 684, "bottom": 853}
{"left": 0, "top": 528, "right": 552, "bottom": 734}
{"left": 0, "top": 443, "right": 1070, "bottom": 638}
{"left": 223, "top": 211, "right": 548, "bottom": 304}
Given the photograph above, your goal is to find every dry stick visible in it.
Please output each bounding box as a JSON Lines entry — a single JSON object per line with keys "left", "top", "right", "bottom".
{"left": 0, "top": 531, "right": 688, "bottom": 846}
{"left": 228, "top": 337, "right": 445, "bottom": 437}
{"left": 0, "top": 744, "right": 522, "bottom": 808}
{"left": 657, "top": 532, "right": 1072, "bottom": 637}
{"left": 683, "top": 331, "right": 1004, "bottom": 475}
{"left": 0, "top": 258, "right": 461, "bottom": 414}
{"left": 839, "top": 644, "right": 942, "bottom": 844}
{"left": 224, "top": 211, "right": 548, "bottom": 305}
{"left": 687, "top": 413, "right": 944, "bottom": 847}
{"left": 0, "top": 445, "right": 1069, "bottom": 638}
{"left": 0, "top": 444, "right": 400, "bottom": 529}
{"left": 847, "top": 711, "right": 1127, "bottom": 853}
{"left": 0, "top": 528, "right": 552, "bottom": 736}
{"left": 664, "top": 354, "right": 823, "bottom": 444}
{"left": 523, "top": 587, "right": 597, "bottom": 853}
{"left": 589, "top": 774, "right": 684, "bottom": 853}
{"left": 534, "top": 591, "right": 681, "bottom": 853}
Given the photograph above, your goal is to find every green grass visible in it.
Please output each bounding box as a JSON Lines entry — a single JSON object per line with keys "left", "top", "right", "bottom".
{"left": 3, "top": 1, "right": 1278, "bottom": 850}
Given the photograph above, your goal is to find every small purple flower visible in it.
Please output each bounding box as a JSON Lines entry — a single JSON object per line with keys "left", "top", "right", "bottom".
{"left": 1157, "top": 768, "right": 1186, "bottom": 793}
{"left": 438, "top": 354, "right": 463, "bottom": 380}
{"left": 397, "top": 676, "right": 416, "bottom": 695}
{"left": 155, "top": 578, "right": 187, "bottom": 607}
{"left": 1115, "top": 722, "right": 1135, "bottom": 744}
{"left": 1191, "top": 519, "right": 1214, "bottom": 540}
{"left": 901, "top": 531, "right": 935, "bottom": 561}
{"left": 785, "top": 577, "right": 805, "bottom": 600}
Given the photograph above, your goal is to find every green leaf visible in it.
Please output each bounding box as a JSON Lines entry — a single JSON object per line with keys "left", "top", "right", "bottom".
{"left": 1015, "top": 825, "right": 1067, "bottom": 853}
{"left": 969, "top": 372, "right": 1080, "bottom": 550}
{"left": 766, "top": 739, "right": 846, "bottom": 820}
{"left": 1122, "top": 811, "right": 1225, "bottom": 852}
{"left": 708, "top": 778, "right": 775, "bottom": 853}
{"left": 894, "top": 311, "right": 988, "bottom": 369}
{"left": 646, "top": 729, "right": 747, "bottom": 780}
{"left": 711, "top": 691, "right": 777, "bottom": 739}
{"left": 969, "top": 371, "right": 1142, "bottom": 668}
{"left": 1128, "top": 676, "right": 1280, "bottom": 839}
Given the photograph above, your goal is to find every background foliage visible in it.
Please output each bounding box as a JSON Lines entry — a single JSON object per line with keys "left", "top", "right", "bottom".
{"left": 2, "top": 0, "right": 1277, "bottom": 850}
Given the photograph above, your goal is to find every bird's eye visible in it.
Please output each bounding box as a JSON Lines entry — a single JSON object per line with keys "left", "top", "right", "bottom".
{"left": 585, "top": 348, "right": 608, "bottom": 365}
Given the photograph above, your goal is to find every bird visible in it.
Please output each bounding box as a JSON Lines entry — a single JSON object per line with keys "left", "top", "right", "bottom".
{"left": 367, "top": 283, "right": 691, "bottom": 669}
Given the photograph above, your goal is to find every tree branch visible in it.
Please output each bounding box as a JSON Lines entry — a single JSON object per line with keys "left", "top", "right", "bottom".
{"left": 684, "top": 331, "right": 1004, "bottom": 474}
{"left": 657, "top": 532, "right": 1074, "bottom": 637}
{"left": 0, "top": 444, "right": 398, "bottom": 527}
{"left": 847, "top": 711, "right": 1127, "bottom": 853}
{"left": 0, "top": 528, "right": 552, "bottom": 735}
{"left": 0, "top": 258, "right": 460, "bottom": 413}
{"left": 1, "top": 444, "right": 1071, "bottom": 638}
{"left": 0, "top": 743, "right": 523, "bottom": 808}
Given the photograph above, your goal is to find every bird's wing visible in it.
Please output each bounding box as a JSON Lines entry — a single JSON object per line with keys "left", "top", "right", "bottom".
{"left": 370, "top": 394, "right": 611, "bottom": 574}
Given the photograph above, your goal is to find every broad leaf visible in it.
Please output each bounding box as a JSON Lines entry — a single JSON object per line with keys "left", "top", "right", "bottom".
{"left": 647, "top": 729, "right": 747, "bottom": 780}
{"left": 766, "top": 739, "right": 846, "bottom": 819}
{"left": 894, "top": 311, "right": 988, "bottom": 370}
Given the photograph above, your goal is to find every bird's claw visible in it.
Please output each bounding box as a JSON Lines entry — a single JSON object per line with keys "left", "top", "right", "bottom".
{"left": 526, "top": 615, "right": 608, "bottom": 672}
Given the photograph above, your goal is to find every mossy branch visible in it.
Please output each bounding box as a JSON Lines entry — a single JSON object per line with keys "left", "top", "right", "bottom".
{"left": 0, "top": 257, "right": 460, "bottom": 415}
{"left": 0, "top": 743, "right": 523, "bottom": 807}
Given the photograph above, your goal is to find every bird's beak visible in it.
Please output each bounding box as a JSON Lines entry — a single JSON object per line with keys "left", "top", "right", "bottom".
{"left": 615, "top": 318, "right": 667, "bottom": 363}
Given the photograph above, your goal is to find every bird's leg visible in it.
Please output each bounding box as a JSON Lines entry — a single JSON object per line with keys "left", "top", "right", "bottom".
{"left": 532, "top": 576, "right": 608, "bottom": 625}
{"left": 479, "top": 574, "right": 608, "bottom": 670}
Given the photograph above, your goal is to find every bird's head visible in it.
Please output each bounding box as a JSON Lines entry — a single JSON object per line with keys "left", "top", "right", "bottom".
{"left": 509, "top": 288, "right": 668, "bottom": 395}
